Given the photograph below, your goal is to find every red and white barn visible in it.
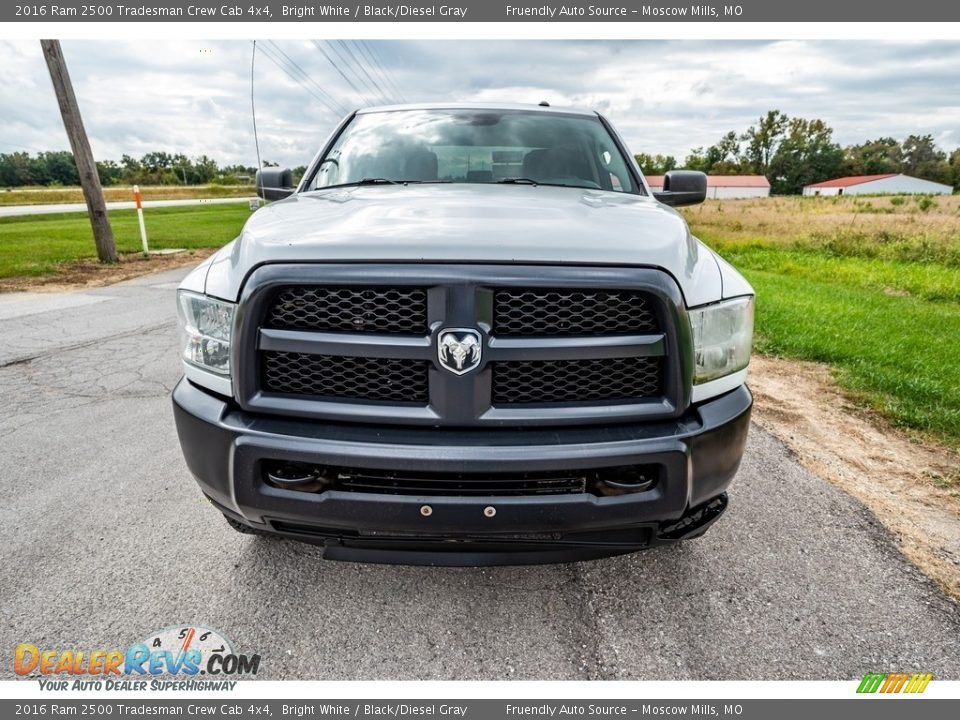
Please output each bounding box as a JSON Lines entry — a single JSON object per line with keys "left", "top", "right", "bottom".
{"left": 645, "top": 175, "right": 771, "bottom": 199}
{"left": 802, "top": 173, "right": 952, "bottom": 196}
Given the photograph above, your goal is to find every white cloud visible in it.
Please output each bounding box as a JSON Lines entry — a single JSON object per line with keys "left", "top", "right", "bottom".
{"left": 0, "top": 39, "right": 957, "bottom": 169}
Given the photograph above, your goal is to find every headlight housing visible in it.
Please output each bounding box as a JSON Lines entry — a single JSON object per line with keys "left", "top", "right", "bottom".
{"left": 689, "top": 296, "right": 754, "bottom": 384}
{"left": 177, "top": 291, "right": 235, "bottom": 375}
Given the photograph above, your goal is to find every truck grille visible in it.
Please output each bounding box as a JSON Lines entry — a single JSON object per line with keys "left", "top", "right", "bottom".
{"left": 265, "top": 286, "right": 428, "bottom": 334}
{"left": 492, "top": 357, "right": 661, "bottom": 405}
{"left": 331, "top": 468, "right": 586, "bottom": 496}
{"left": 493, "top": 288, "right": 658, "bottom": 336}
{"left": 240, "top": 266, "right": 683, "bottom": 426}
{"left": 261, "top": 351, "right": 429, "bottom": 403}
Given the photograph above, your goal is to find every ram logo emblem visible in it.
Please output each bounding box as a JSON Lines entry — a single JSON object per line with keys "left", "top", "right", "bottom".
{"left": 437, "top": 329, "right": 483, "bottom": 375}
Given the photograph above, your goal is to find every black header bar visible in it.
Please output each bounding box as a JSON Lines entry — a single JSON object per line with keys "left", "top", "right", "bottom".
{"left": 5, "top": 1, "right": 960, "bottom": 22}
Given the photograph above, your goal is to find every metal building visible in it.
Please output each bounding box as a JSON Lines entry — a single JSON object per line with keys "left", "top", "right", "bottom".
{"left": 802, "top": 173, "right": 953, "bottom": 196}
{"left": 645, "top": 175, "right": 771, "bottom": 199}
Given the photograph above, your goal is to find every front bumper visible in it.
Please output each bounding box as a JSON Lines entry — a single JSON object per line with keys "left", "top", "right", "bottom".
{"left": 172, "top": 380, "right": 752, "bottom": 565}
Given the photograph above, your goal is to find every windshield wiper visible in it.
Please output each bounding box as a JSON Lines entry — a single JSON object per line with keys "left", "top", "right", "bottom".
{"left": 497, "top": 177, "right": 539, "bottom": 186}
{"left": 357, "top": 177, "right": 402, "bottom": 185}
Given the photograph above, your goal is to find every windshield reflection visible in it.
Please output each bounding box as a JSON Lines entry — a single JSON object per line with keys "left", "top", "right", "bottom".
{"left": 308, "top": 109, "right": 638, "bottom": 194}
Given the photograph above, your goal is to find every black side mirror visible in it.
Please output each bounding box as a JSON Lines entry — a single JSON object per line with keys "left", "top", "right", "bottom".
{"left": 256, "top": 168, "right": 295, "bottom": 201}
{"left": 653, "top": 170, "right": 707, "bottom": 207}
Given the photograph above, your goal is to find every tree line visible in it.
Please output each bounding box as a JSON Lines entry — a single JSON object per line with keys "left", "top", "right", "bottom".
{"left": 634, "top": 110, "right": 960, "bottom": 195}
{"left": 0, "top": 151, "right": 307, "bottom": 188}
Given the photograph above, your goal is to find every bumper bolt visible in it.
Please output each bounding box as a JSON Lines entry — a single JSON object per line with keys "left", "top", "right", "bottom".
{"left": 420, "top": 505, "right": 433, "bottom": 517}
{"left": 483, "top": 506, "right": 496, "bottom": 518}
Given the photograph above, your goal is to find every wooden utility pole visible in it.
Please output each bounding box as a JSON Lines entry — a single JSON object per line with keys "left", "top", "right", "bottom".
{"left": 40, "top": 39, "right": 117, "bottom": 263}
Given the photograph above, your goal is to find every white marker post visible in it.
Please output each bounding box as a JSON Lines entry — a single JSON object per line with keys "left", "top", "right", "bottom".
{"left": 133, "top": 184, "right": 149, "bottom": 256}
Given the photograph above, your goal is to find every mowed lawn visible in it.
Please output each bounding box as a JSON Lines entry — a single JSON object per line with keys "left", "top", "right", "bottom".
{"left": 684, "top": 195, "right": 960, "bottom": 447}
{"left": 0, "top": 204, "right": 251, "bottom": 278}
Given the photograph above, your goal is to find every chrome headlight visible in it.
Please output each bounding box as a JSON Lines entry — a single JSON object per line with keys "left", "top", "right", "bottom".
{"left": 177, "top": 291, "right": 235, "bottom": 375}
{"left": 689, "top": 296, "right": 754, "bottom": 384}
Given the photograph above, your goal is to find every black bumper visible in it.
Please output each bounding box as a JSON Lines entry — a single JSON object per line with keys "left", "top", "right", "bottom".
{"left": 172, "top": 380, "right": 751, "bottom": 565}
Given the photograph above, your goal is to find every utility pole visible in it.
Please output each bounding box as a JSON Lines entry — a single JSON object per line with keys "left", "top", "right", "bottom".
{"left": 41, "top": 39, "right": 117, "bottom": 263}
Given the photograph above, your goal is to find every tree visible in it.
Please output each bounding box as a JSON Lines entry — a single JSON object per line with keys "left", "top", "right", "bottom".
{"left": 0, "top": 152, "right": 36, "bottom": 186}
{"left": 900, "top": 134, "right": 950, "bottom": 184}
{"left": 741, "top": 110, "right": 789, "bottom": 174}
{"left": 768, "top": 117, "right": 843, "bottom": 195}
{"left": 683, "top": 144, "right": 729, "bottom": 173}
{"left": 633, "top": 152, "right": 677, "bottom": 175}
{"left": 950, "top": 148, "right": 960, "bottom": 190}
{"left": 842, "top": 137, "right": 902, "bottom": 176}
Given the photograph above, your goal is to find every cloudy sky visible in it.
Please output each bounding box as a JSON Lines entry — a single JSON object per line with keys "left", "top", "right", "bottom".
{"left": 1, "top": 39, "right": 958, "bottom": 168}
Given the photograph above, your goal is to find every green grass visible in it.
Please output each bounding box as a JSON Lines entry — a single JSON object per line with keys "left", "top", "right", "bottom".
{"left": 686, "top": 195, "right": 960, "bottom": 448}
{"left": 0, "top": 205, "right": 250, "bottom": 278}
{"left": 740, "top": 268, "right": 960, "bottom": 444}
{"left": 719, "top": 246, "right": 960, "bottom": 304}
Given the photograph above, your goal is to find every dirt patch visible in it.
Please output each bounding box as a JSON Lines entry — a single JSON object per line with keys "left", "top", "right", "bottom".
{"left": 749, "top": 355, "right": 960, "bottom": 602}
{"left": 0, "top": 248, "right": 217, "bottom": 294}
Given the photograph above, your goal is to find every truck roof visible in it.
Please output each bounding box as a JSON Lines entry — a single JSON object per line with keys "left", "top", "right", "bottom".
{"left": 356, "top": 101, "right": 599, "bottom": 117}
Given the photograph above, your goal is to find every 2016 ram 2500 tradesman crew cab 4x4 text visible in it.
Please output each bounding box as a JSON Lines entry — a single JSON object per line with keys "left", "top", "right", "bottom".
{"left": 172, "top": 103, "right": 754, "bottom": 565}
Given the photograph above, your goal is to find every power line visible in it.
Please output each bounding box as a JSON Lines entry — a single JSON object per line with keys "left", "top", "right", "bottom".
{"left": 255, "top": 41, "right": 349, "bottom": 118}
{"left": 262, "top": 41, "right": 351, "bottom": 116}
{"left": 312, "top": 40, "right": 377, "bottom": 107}
{"left": 332, "top": 40, "right": 392, "bottom": 105}
{"left": 357, "top": 41, "right": 408, "bottom": 104}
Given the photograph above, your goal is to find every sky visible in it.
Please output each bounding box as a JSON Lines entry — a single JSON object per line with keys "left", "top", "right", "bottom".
{"left": 1, "top": 39, "right": 958, "bottom": 169}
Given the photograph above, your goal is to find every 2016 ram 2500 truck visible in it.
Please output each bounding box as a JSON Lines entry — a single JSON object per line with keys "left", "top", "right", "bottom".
{"left": 172, "top": 103, "right": 754, "bottom": 565}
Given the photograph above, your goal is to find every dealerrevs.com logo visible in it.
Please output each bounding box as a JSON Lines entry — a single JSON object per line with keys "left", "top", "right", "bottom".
{"left": 14, "top": 626, "right": 260, "bottom": 691}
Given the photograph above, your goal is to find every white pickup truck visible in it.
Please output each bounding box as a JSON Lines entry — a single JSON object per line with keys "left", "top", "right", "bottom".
{"left": 172, "top": 102, "right": 754, "bottom": 565}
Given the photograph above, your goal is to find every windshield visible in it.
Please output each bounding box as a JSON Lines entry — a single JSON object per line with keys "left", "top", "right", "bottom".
{"left": 306, "top": 108, "right": 639, "bottom": 194}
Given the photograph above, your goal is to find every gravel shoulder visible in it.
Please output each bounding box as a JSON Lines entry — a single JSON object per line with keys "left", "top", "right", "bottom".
{"left": 749, "top": 355, "right": 960, "bottom": 603}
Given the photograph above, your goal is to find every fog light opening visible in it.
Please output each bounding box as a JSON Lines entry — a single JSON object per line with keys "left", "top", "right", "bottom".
{"left": 590, "top": 465, "right": 660, "bottom": 497}
{"left": 264, "top": 461, "right": 329, "bottom": 493}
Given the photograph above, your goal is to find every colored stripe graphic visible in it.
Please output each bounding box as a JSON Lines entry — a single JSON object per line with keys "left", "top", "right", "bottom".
{"left": 857, "top": 672, "right": 932, "bottom": 694}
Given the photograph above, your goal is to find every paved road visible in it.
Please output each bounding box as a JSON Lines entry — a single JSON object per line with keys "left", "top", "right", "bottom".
{"left": 0, "top": 196, "right": 255, "bottom": 218}
{"left": 1, "top": 268, "right": 958, "bottom": 680}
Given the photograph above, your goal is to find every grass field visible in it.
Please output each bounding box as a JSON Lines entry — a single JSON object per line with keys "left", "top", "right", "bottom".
{"left": 684, "top": 195, "right": 960, "bottom": 447}
{"left": 0, "top": 204, "right": 250, "bottom": 278}
{"left": 0, "top": 185, "right": 256, "bottom": 206}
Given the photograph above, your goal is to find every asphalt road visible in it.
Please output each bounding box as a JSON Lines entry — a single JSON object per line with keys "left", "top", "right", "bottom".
{"left": 0, "top": 196, "right": 254, "bottom": 218}
{"left": 1, "top": 266, "right": 958, "bottom": 681}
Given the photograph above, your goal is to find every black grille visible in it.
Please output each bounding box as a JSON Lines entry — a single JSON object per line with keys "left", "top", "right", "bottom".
{"left": 265, "top": 286, "right": 427, "bottom": 334}
{"left": 331, "top": 468, "right": 586, "bottom": 496}
{"left": 493, "top": 288, "right": 659, "bottom": 336}
{"left": 261, "top": 351, "right": 428, "bottom": 403}
{"left": 492, "top": 357, "right": 661, "bottom": 404}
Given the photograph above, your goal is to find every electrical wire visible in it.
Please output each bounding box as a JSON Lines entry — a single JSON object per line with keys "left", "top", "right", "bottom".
{"left": 255, "top": 41, "right": 349, "bottom": 118}
{"left": 332, "top": 40, "right": 392, "bottom": 105}
{"left": 358, "top": 41, "right": 408, "bottom": 104}
{"left": 312, "top": 40, "right": 378, "bottom": 107}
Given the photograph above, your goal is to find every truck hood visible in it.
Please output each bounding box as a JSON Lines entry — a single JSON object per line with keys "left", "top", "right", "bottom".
{"left": 204, "top": 184, "right": 722, "bottom": 306}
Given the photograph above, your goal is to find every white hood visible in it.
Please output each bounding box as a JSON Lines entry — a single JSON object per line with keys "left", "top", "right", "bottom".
{"left": 203, "top": 183, "right": 723, "bottom": 306}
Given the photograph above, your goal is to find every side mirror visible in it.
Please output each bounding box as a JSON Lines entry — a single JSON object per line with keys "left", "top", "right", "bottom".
{"left": 653, "top": 170, "right": 707, "bottom": 207}
{"left": 256, "top": 168, "right": 295, "bottom": 201}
